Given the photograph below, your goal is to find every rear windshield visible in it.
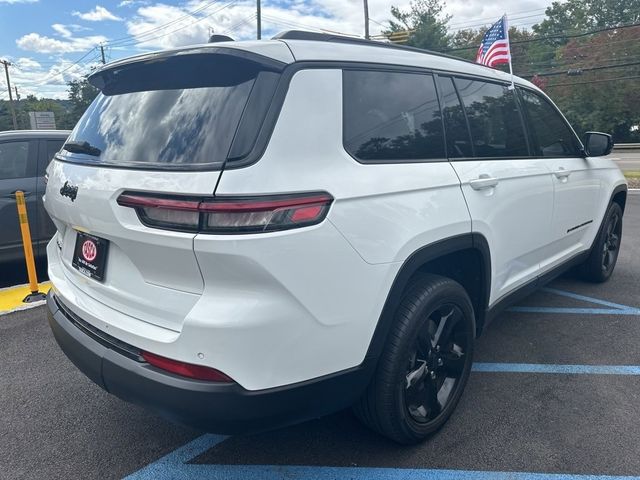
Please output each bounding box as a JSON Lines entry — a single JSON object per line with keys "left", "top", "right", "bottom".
{"left": 62, "top": 52, "right": 268, "bottom": 170}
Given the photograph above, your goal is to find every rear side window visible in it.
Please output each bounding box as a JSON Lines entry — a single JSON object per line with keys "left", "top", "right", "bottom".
{"left": 0, "top": 141, "right": 32, "bottom": 179}
{"left": 518, "top": 88, "right": 581, "bottom": 157}
{"left": 63, "top": 53, "right": 281, "bottom": 170}
{"left": 343, "top": 70, "right": 445, "bottom": 162}
{"left": 438, "top": 77, "right": 472, "bottom": 158}
{"left": 455, "top": 79, "right": 528, "bottom": 158}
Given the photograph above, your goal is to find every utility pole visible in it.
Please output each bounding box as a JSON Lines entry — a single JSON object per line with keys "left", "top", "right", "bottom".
{"left": 363, "top": 0, "right": 370, "bottom": 39}
{"left": 1, "top": 60, "right": 18, "bottom": 130}
{"left": 100, "top": 44, "right": 106, "bottom": 64}
{"left": 14, "top": 85, "right": 20, "bottom": 129}
{"left": 256, "top": 0, "right": 261, "bottom": 40}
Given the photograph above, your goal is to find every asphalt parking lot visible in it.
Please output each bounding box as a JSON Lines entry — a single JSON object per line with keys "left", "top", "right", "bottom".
{"left": 2, "top": 192, "right": 639, "bottom": 480}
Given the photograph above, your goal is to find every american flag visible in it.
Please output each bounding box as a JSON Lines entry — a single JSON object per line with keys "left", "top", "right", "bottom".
{"left": 476, "top": 15, "right": 511, "bottom": 67}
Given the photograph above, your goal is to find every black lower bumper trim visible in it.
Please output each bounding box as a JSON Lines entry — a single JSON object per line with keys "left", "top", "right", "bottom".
{"left": 47, "top": 292, "right": 375, "bottom": 434}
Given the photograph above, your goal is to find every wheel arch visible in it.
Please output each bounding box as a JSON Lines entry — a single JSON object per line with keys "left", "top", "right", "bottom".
{"left": 365, "top": 233, "right": 491, "bottom": 362}
{"left": 610, "top": 183, "right": 628, "bottom": 214}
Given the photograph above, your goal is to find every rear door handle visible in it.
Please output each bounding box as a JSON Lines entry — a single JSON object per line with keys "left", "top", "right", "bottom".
{"left": 469, "top": 175, "right": 499, "bottom": 190}
{"left": 553, "top": 167, "right": 571, "bottom": 179}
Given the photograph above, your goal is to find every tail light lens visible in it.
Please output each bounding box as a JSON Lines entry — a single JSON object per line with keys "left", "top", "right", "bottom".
{"left": 117, "top": 192, "right": 333, "bottom": 234}
{"left": 142, "top": 351, "right": 234, "bottom": 383}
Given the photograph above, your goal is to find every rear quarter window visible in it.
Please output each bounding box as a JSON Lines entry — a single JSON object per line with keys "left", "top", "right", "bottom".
{"left": 343, "top": 70, "right": 445, "bottom": 163}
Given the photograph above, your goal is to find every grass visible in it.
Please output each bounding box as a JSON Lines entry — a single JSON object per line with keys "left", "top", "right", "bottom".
{"left": 624, "top": 171, "right": 640, "bottom": 179}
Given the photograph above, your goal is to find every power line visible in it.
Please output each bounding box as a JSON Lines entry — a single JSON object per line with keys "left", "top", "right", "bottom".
{"left": 223, "top": 13, "right": 257, "bottom": 35}
{"left": 521, "top": 60, "right": 640, "bottom": 78}
{"left": 545, "top": 74, "right": 640, "bottom": 87}
{"left": 445, "top": 21, "right": 640, "bottom": 52}
{"left": 262, "top": 14, "right": 359, "bottom": 37}
{"left": 106, "top": 0, "right": 222, "bottom": 46}
{"left": 111, "top": 0, "right": 239, "bottom": 48}
{"left": 32, "top": 48, "right": 97, "bottom": 86}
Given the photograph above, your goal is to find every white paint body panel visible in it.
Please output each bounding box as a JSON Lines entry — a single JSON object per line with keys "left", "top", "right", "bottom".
{"left": 450, "top": 159, "right": 555, "bottom": 305}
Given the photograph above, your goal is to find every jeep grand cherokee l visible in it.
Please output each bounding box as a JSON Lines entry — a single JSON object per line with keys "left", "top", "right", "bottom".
{"left": 45, "top": 31, "right": 627, "bottom": 444}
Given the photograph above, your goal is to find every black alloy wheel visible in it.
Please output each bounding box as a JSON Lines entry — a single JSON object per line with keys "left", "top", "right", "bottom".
{"left": 354, "top": 274, "right": 475, "bottom": 444}
{"left": 580, "top": 202, "right": 623, "bottom": 283}
{"left": 601, "top": 208, "right": 622, "bottom": 276}
{"left": 404, "top": 303, "right": 470, "bottom": 424}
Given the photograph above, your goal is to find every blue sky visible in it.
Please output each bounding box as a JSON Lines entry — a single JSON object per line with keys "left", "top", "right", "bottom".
{"left": 0, "top": 0, "right": 552, "bottom": 99}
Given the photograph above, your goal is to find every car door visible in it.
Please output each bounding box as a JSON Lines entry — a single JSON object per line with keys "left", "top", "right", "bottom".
{"left": 439, "top": 76, "right": 554, "bottom": 305}
{"left": 35, "top": 137, "right": 66, "bottom": 258}
{"left": 518, "top": 87, "right": 603, "bottom": 270}
{"left": 0, "top": 139, "right": 38, "bottom": 265}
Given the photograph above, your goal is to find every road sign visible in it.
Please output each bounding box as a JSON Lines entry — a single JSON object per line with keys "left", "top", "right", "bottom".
{"left": 28, "top": 111, "right": 56, "bottom": 130}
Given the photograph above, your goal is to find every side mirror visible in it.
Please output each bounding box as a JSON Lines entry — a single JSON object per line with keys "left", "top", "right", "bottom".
{"left": 583, "top": 132, "right": 614, "bottom": 157}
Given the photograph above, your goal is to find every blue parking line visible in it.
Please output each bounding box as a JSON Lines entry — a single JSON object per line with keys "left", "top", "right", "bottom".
{"left": 124, "top": 434, "right": 227, "bottom": 479}
{"left": 508, "top": 306, "right": 639, "bottom": 315}
{"left": 541, "top": 288, "right": 637, "bottom": 310}
{"left": 125, "top": 432, "right": 640, "bottom": 480}
{"left": 507, "top": 288, "right": 640, "bottom": 315}
{"left": 473, "top": 363, "right": 640, "bottom": 375}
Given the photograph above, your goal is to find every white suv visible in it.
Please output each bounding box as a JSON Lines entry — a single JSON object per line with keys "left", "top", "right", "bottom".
{"left": 45, "top": 31, "right": 627, "bottom": 444}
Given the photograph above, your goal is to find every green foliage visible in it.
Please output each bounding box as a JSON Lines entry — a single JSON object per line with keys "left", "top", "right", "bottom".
{"left": 388, "top": 0, "right": 640, "bottom": 142}
{"left": 387, "top": 0, "right": 451, "bottom": 51}
{"left": 67, "top": 78, "right": 99, "bottom": 123}
{"left": 0, "top": 78, "right": 98, "bottom": 133}
{"left": 533, "top": 0, "right": 640, "bottom": 38}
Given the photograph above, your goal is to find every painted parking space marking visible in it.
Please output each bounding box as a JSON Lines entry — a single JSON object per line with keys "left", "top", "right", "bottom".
{"left": 0, "top": 282, "right": 51, "bottom": 315}
{"left": 508, "top": 288, "right": 640, "bottom": 315}
{"left": 126, "top": 433, "right": 640, "bottom": 480}
{"left": 473, "top": 363, "right": 640, "bottom": 375}
{"left": 125, "top": 287, "right": 640, "bottom": 480}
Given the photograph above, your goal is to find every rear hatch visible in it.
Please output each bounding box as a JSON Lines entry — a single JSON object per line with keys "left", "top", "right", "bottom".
{"left": 45, "top": 46, "right": 286, "bottom": 332}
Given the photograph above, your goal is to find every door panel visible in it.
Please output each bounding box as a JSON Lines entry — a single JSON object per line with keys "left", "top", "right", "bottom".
{"left": 453, "top": 160, "right": 554, "bottom": 303}
{"left": 517, "top": 87, "right": 602, "bottom": 270}
{"left": 544, "top": 157, "right": 601, "bottom": 265}
{"left": 0, "top": 140, "right": 38, "bottom": 264}
{"left": 442, "top": 77, "right": 554, "bottom": 304}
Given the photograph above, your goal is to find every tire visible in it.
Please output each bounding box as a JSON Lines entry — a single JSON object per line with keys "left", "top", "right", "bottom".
{"left": 579, "top": 202, "right": 623, "bottom": 283}
{"left": 354, "top": 274, "right": 475, "bottom": 444}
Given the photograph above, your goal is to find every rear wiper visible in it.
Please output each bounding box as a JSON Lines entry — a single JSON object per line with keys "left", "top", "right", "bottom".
{"left": 63, "top": 140, "right": 102, "bottom": 157}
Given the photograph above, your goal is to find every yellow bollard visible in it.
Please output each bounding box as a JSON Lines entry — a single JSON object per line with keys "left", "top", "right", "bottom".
{"left": 14, "top": 190, "right": 46, "bottom": 303}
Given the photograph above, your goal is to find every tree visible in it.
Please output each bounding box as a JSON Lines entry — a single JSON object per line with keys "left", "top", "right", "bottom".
{"left": 549, "top": 26, "right": 640, "bottom": 141}
{"left": 533, "top": 0, "right": 640, "bottom": 40}
{"left": 67, "top": 78, "right": 99, "bottom": 123}
{"left": 387, "top": 0, "right": 451, "bottom": 51}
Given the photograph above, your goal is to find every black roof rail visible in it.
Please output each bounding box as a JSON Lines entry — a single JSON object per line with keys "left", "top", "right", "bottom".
{"left": 272, "top": 30, "right": 485, "bottom": 68}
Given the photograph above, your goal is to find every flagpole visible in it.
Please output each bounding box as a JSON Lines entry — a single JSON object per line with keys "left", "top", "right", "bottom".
{"left": 505, "top": 13, "right": 515, "bottom": 89}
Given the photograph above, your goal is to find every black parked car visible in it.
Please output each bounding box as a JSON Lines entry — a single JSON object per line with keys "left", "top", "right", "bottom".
{"left": 0, "top": 130, "right": 70, "bottom": 263}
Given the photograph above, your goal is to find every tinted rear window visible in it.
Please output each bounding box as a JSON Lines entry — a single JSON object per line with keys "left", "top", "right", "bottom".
{"left": 63, "top": 53, "right": 271, "bottom": 170}
{"left": 455, "top": 78, "right": 528, "bottom": 158}
{"left": 343, "top": 70, "right": 445, "bottom": 162}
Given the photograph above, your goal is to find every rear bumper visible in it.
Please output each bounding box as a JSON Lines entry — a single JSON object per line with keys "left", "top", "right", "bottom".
{"left": 47, "top": 292, "right": 374, "bottom": 434}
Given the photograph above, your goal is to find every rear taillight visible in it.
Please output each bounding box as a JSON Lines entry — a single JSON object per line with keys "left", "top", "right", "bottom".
{"left": 117, "top": 192, "right": 333, "bottom": 234}
{"left": 142, "top": 351, "right": 234, "bottom": 383}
